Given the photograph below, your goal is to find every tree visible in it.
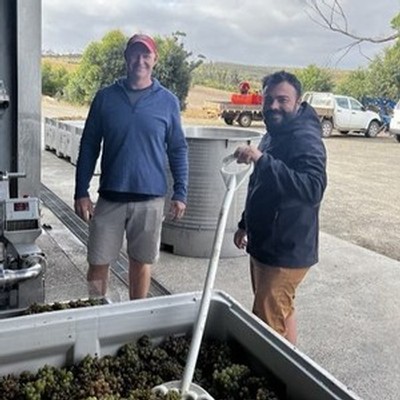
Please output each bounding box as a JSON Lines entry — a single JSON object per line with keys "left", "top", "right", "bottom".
{"left": 367, "top": 43, "right": 400, "bottom": 99}
{"left": 307, "top": 0, "right": 400, "bottom": 59}
{"left": 153, "top": 32, "right": 203, "bottom": 110}
{"left": 306, "top": 1, "right": 400, "bottom": 101}
{"left": 335, "top": 68, "right": 372, "bottom": 99}
{"left": 42, "top": 62, "right": 70, "bottom": 97}
{"left": 65, "top": 30, "right": 126, "bottom": 104}
{"left": 295, "top": 64, "right": 334, "bottom": 92}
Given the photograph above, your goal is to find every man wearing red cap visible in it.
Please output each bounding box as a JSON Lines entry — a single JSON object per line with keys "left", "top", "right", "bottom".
{"left": 74, "top": 33, "right": 188, "bottom": 300}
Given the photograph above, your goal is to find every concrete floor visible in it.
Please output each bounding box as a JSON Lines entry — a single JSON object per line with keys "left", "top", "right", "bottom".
{"left": 39, "top": 149, "right": 400, "bottom": 400}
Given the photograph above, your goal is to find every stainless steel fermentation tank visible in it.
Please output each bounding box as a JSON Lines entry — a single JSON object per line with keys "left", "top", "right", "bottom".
{"left": 162, "top": 126, "right": 261, "bottom": 258}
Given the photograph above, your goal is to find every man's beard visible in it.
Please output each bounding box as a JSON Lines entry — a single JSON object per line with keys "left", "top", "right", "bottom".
{"left": 263, "top": 109, "right": 297, "bottom": 131}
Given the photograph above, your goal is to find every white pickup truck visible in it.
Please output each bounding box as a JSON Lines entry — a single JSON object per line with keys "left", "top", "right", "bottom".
{"left": 303, "top": 92, "right": 383, "bottom": 138}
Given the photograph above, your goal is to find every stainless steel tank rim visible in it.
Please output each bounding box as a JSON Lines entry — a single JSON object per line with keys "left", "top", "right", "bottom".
{"left": 184, "top": 125, "right": 262, "bottom": 141}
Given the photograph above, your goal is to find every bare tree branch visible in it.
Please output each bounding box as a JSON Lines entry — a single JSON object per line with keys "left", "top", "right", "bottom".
{"left": 307, "top": 0, "right": 399, "bottom": 44}
{"left": 332, "top": 40, "right": 374, "bottom": 66}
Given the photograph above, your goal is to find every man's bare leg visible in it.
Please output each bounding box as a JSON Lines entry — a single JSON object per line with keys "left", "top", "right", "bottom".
{"left": 129, "top": 258, "right": 151, "bottom": 299}
{"left": 87, "top": 264, "right": 109, "bottom": 297}
{"left": 285, "top": 312, "right": 297, "bottom": 345}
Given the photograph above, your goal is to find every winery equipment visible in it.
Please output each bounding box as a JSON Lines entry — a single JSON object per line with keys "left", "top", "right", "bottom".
{"left": 0, "top": 291, "right": 361, "bottom": 400}
{"left": 162, "top": 126, "right": 261, "bottom": 258}
{"left": 0, "top": 0, "right": 44, "bottom": 314}
{"left": 0, "top": 172, "right": 46, "bottom": 313}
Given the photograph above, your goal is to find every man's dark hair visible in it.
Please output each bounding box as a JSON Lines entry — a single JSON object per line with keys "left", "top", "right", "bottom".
{"left": 262, "top": 70, "right": 302, "bottom": 98}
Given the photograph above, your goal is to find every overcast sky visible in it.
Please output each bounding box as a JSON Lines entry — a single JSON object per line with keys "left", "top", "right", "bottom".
{"left": 42, "top": 0, "right": 400, "bottom": 69}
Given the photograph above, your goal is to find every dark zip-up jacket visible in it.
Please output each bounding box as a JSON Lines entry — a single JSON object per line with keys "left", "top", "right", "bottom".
{"left": 239, "top": 102, "right": 327, "bottom": 267}
{"left": 74, "top": 79, "right": 188, "bottom": 203}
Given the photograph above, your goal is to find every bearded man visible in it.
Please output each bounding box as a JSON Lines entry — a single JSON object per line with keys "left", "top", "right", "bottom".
{"left": 233, "top": 70, "right": 327, "bottom": 344}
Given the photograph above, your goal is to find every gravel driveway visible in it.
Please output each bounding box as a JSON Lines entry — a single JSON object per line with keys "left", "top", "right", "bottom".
{"left": 320, "top": 132, "right": 400, "bottom": 262}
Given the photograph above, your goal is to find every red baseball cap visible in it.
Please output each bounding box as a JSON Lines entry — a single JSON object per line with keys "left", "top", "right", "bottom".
{"left": 126, "top": 34, "right": 157, "bottom": 54}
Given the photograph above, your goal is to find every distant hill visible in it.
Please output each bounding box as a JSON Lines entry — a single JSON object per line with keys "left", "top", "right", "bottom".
{"left": 192, "top": 61, "right": 283, "bottom": 91}
{"left": 211, "top": 61, "right": 296, "bottom": 80}
{"left": 192, "top": 61, "right": 350, "bottom": 92}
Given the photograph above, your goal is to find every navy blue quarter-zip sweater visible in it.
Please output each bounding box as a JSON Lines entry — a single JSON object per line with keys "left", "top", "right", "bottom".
{"left": 74, "top": 79, "right": 188, "bottom": 203}
{"left": 239, "top": 102, "right": 327, "bottom": 267}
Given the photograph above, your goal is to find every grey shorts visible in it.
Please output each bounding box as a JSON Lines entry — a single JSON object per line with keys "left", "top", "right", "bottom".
{"left": 88, "top": 197, "right": 165, "bottom": 265}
